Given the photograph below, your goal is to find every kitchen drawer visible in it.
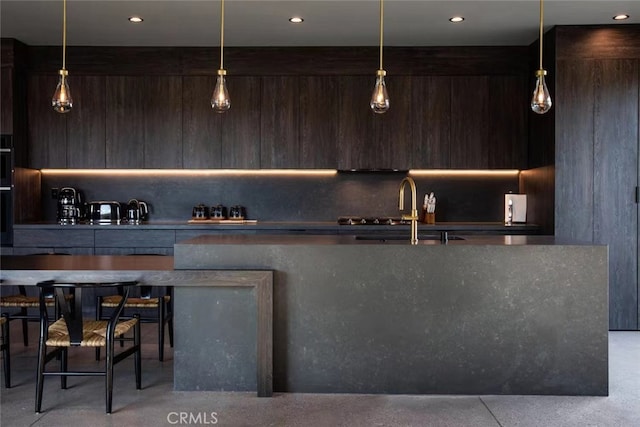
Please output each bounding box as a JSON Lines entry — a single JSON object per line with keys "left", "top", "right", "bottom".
{"left": 13, "top": 229, "right": 95, "bottom": 248}
{"left": 11, "top": 247, "right": 94, "bottom": 255}
{"left": 94, "top": 247, "right": 173, "bottom": 255}
{"left": 94, "top": 229, "right": 176, "bottom": 248}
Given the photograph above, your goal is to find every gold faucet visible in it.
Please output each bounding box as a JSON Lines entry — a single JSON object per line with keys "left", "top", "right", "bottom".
{"left": 398, "top": 176, "right": 419, "bottom": 244}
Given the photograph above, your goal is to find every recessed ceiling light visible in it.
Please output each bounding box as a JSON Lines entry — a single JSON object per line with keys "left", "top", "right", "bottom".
{"left": 449, "top": 16, "right": 465, "bottom": 23}
{"left": 289, "top": 17, "right": 304, "bottom": 24}
{"left": 128, "top": 16, "right": 144, "bottom": 23}
{"left": 613, "top": 14, "right": 630, "bottom": 21}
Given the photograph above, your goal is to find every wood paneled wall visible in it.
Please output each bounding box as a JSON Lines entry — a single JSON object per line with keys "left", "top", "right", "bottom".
{"left": 551, "top": 24, "right": 640, "bottom": 330}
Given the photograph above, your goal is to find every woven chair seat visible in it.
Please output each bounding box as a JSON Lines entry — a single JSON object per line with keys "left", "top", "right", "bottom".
{"left": 100, "top": 294, "right": 170, "bottom": 308}
{"left": 46, "top": 318, "right": 138, "bottom": 347}
{"left": 0, "top": 294, "right": 71, "bottom": 308}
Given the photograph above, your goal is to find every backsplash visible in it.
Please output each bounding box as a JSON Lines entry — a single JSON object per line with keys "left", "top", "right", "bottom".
{"left": 38, "top": 171, "right": 519, "bottom": 223}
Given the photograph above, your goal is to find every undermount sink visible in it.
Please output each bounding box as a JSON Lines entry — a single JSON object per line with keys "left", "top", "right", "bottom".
{"left": 354, "top": 234, "right": 465, "bottom": 242}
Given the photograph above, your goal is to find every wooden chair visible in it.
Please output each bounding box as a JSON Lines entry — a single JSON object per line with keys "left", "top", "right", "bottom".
{"left": 35, "top": 280, "right": 142, "bottom": 414}
{"left": 1, "top": 313, "right": 10, "bottom": 388}
{"left": 96, "top": 285, "right": 173, "bottom": 361}
{"left": 0, "top": 253, "right": 71, "bottom": 346}
{"left": 0, "top": 285, "right": 63, "bottom": 347}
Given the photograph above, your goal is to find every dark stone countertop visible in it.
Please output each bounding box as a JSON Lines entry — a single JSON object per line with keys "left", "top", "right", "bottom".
{"left": 13, "top": 221, "right": 541, "bottom": 234}
{"left": 176, "top": 234, "right": 597, "bottom": 246}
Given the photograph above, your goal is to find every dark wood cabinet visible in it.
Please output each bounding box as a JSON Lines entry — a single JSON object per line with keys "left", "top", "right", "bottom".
{"left": 144, "top": 76, "right": 183, "bottom": 168}
{"left": 450, "top": 76, "right": 490, "bottom": 169}
{"left": 411, "top": 76, "right": 451, "bottom": 168}
{"left": 1, "top": 66, "right": 13, "bottom": 134}
{"left": 299, "top": 76, "right": 339, "bottom": 168}
{"left": 182, "top": 76, "right": 222, "bottom": 168}
{"left": 106, "top": 76, "right": 182, "bottom": 168}
{"left": 105, "top": 76, "right": 144, "bottom": 168}
{"left": 260, "top": 76, "right": 300, "bottom": 168}
{"left": 221, "top": 76, "right": 261, "bottom": 168}
{"left": 488, "top": 76, "right": 528, "bottom": 169}
{"left": 337, "top": 76, "right": 376, "bottom": 169}
{"left": 591, "top": 59, "right": 639, "bottom": 330}
{"left": 553, "top": 26, "right": 640, "bottom": 330}
{"left": 27, "top": 74, "right": 67, "bottom": 168}
{"left": 67, "top": 76, "right": 106, "bottom": 168}
{"left": 375, "top": 75, "right": 412, "bottom": 169}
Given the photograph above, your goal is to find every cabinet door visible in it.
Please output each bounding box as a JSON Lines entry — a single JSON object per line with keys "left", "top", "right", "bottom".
{"left": 337, "top": 76, "right": 376, "bottom": 169}
{"left": 488, "top": 75, "right": 527, "bottom": 169}
{"left": 299, "top": 76, "right": 339, "bottom": 168}
{"left": 450, "top": 76, "right": 490, "bottom": 169}
{"left": 144, "top": 76, "right": 182, "bottom": 168}
{"left": 412, "top": 76, "right": 451, "bottom": 168}
{"left": 182, "top": 76, "right": 222, "bottom": 168}
{"left": 106, "top": 76, "right": 144, "bottom": 168}
{"left": 592, "top": 59, "right": 639, "bottom": 330}
{"left": 1, "top": 66, "right": 13, "bottom": 133}
{"left": 221, "top": 76, "right": 261, "bottom": 168}
{"left": 67, "top": 76, "right": 106, "bottom": 168}
{"left": 374, "top": 75, "right": 412, "bottom": 169}
{"left": 27, "top": 74, "right": 67, "bottom": 168}
{"left": 261, "top": 76, "right": 299, "bottom": 168}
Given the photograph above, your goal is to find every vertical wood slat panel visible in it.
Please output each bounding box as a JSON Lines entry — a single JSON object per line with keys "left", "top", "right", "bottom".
{"left": 67, "top": 75, "right": 106, "bottom": 168}
{"left": 337, "top": 76, "right": 375, "bottom": 169}
{"left": 554, "top": 60, "right": 595, "bottom": 243}
{"left": 488, "top": 75, "right": 528, "bottom": 169}
{"left": 1, "top": 67, "right": 13, "bottom": 133}
{"left": 299, "top": 76, "right": 339, "bottom": 168}
{"left": 260, "top": 76, "right": 299, "bottom": 168}
{"left": 27, "top": 74, "right": 67, "bottom": 168}
{"left": 375, "top": 75, "right": 412, "bottom": 169}
{"left": 105, "top": 76, "right": 144, "bottom": 168}
{"left": 221, "top": 77, "right": 262, "bottom": 168}
{"left": 411, "top": 76, "right": 451, "bottom": 168}
{"left": 593, "top": 59, "right": 639, "bottom": 330}
{"left": 450, "top": 76, "right": 489, "bottom": 168}
{"left": 144, "top": 76, "right": 183, "bottom": 168}
{"left": 182, "top": 76, "right": 222, "bottom": 168}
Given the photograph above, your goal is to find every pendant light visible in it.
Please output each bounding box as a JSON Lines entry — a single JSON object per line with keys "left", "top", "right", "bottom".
{"left": 211, "top": 0, "right": 230, "bottom": 112}
{"left": 52, "top": 0, "right": 72, "bottom": 113}
{"left": 370, "top": 0, "right": 389, "bottom": 114}
{"left": 531, "top": 0, "right": 552, "bottom": 114}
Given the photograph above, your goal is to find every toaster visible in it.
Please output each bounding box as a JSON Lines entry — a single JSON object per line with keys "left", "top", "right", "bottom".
{"left": 88, "top": 201, "right": 122, "bottom": 224}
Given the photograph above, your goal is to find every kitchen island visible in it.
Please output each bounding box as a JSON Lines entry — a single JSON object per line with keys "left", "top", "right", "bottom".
{"left": 174, "top": 234, "right": 608, "bottom": 396}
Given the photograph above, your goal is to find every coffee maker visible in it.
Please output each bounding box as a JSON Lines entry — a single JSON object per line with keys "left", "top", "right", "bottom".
{"left": 57, "top": 187, "right": 83, "bottom": 224}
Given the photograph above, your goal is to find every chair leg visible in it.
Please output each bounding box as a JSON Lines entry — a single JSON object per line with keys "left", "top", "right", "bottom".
{"left": 60, "top": 347, "right": 68, "bottom": 389}
{"left": 105, "top": 340, "right": 114, "bottom": 413}
{"left": 168, "top": 315, "right": 174, "bottom": 348}
{"left": 158, "top": 304, "right": 165, "bottom": 361}
{"left": 20, "top": 307, "right": 28, "bottom": 346}
{"left": 35, "top": 333, "right": 47, "bottom": 412}
{"left": 2, "top": 314, "right": 10, "bottom": 388}
{"left": 134, "top": 314, "right": 141, "bottom": 389}
{"left": 95, "top": 296, "right": 102, "bottom": 361}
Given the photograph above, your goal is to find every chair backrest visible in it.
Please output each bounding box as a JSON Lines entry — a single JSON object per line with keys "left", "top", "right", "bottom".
{"left": 37, "top": 281, "right": 138, "bottom": 345}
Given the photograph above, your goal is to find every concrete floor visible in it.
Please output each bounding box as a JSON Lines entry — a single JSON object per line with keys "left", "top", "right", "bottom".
{"left": 0, "top": 322, "right": 638, "bottom": 427}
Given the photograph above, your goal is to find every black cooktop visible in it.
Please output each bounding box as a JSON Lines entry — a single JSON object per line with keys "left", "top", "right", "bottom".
{"left": 337, "top": 216, "right": 410, "bottom": 225}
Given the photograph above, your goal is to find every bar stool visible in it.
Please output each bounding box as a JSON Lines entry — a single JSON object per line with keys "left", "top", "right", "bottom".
{"left": 35, "top": 280, "right": 142, "bottom": 414}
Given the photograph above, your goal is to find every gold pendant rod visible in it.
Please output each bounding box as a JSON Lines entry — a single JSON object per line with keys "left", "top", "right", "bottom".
{"left": 379, "top": 0, "right": 384, "bottom": 70}
{"left": 538, "top": 0, "right": 544, "bottom": 70}
{"left": 220, "top": 0, "right": 225, "bottom": 70}
{"left": 62, "top": 0, "right": 67, "bottom": 70}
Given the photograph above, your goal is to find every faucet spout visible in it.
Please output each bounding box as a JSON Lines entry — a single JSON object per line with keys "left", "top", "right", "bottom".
{"left": 398, "top": 176, "right": 419, "bottom": 244}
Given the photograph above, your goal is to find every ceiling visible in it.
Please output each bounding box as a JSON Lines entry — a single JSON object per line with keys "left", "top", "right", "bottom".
{"left": 1, "top": 1, "right": 638, "bottom": 48}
